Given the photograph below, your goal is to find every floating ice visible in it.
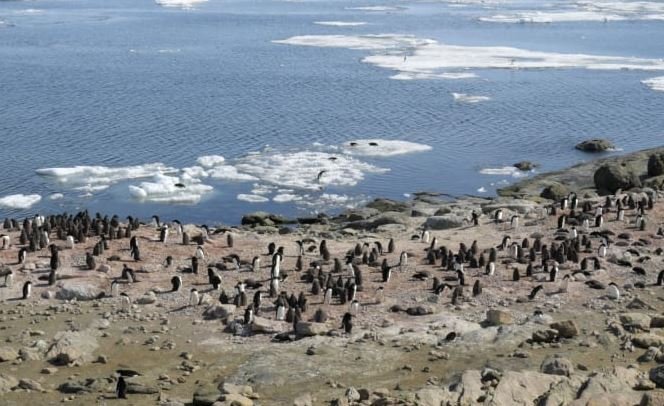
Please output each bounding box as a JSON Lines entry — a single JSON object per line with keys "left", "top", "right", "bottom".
{"left": 207, "top": 166, "right": 258, "bottom": 182}
{"left": 391, "top": 72, "right": 478, "bottom": 80}
{"left": 235, "top": 150, "right": 388, "bottom": 190}
{"left": 36, "top": 163, "right": 177, "bottom": 188}
{"left": 129, "top": 174, "right": 213, "bottom": 204}
{"left": 73, "top": 185, "right": 110, "bottom": 193}
{"left": 481, "top": 1, "right": 664, "bottom": 23}
{"left": 343, "top": 139, "right": 433, "bottom": 156}
{"left": 643, "top": 76, "right": 664, "bottom": 91}
{"left": 452, "top": 93, "right": 491, "bottom": 103}
{"left": 155, "top": 0, "right": 207, "bottom": 8}
{"left": 0, "top": 194, "right": 42, "bottom": 209}
{"left": 345, "top": 6, "right": 404, "bottom": 11}
{"left": 237, "top": 194, "right": 270, "bottom": 203}
{"left": 273, "top": 193, "right": 302, "bottom": 203}
{"left": 196, "top": 155, "right": 225, "bottom": 168}
{"left": 314, "top": 21, "right": 368, "bottom": 27}
{"left": 276, "top": 34, "right": 664, "bottom": 81}
{"left": 182, "top": 166, "right": 209, "bottom": 179}
{"left": 48, "top": 193, "right": 64, "bottom": 200}
{"left": 480, "top": 166, "right": 528, "bottom": 178}
{"left": 251, "top": 184, "right": 276, "bottom": 195}
{"left": 477, "top": 187, "right": 487, "bottom": 193}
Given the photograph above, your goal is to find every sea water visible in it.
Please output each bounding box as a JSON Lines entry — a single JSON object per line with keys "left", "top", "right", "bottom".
{"left": 1, "top": 0, "right": 663, "bottom": 224}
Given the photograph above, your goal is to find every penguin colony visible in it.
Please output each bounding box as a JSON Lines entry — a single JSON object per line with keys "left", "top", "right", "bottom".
{"left": 0, "top": 189, "right": 663, "bottom": 398}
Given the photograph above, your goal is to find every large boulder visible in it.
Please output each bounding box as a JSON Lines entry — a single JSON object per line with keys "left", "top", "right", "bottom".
{"left": 135, "top": 291, "right": 157, "bottom": 305}
{"left": 295, "top": 321, "right": 329, "bottom": 337}
{"left": 540, "top": 355, "right": 574, "bottom": 377}
{"left": 620, "top": 313, "right": 651, "bottom": 331}
{"left": 575, "top": 138, "right": 615, "bottom": 152}
{"left": 514, "top": 161, "right": 537, "bottom": 171}
{"left": 491, "top": 371, "right": 564, "bottom": 405}
{"left": 647, "top": 153, "right": 664, "bottom": 177}
{"left": 550, "top": 320, "right": 578, "bottom": 338}
{"left": 193, "top": 383, "right": 221, "bottom": 406}
{"left": 241, "top": 212, "right": 288, "bottom": 227}
{"left": 486, "top": 310, "right": 513, "bottom": 326}
{"left": 202, "top": 304, "right": 236, "bottom": 321}
{"left": 365, "top": 198, "right": 410, "bottom": 213}
{"left": 0, "top": 347, "right": 19, "bottom": 362}
{"left": 46, "top": 331, "right": 98, "bottom": 366}
{"left": 346, "top": 212, "right": 410, "bottom": 230}
{"left": 632, "top": 333, "right": 664, "bottom": 349}
{"left": 643, "top": 175, "right": 664, "bottom": 190}
{"left": 424, "top": 214, "right": 465, "bottom": 230}
{"left": 0, "top": 374, "right": 18, "bottom": 394}
{"left": 251, "top": 317, "right": 287, "bottom": 334}
{"left": 540, "top": 182, "right": 570, "bottom": 201}
{"left": 593, "top": 164, "right": 641, "bottom": 194}
{"left": 55, "top": 281, "right": 104, "bottom": 301}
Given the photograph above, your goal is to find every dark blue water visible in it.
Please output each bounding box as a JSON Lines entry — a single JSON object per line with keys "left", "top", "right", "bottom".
{"left": 1, "top": 0, "right": 663, "bottom": 224}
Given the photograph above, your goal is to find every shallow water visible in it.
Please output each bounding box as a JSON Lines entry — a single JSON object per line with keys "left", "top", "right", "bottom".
{"left": 1, "top": 0, "right": 663, "bottom": 224}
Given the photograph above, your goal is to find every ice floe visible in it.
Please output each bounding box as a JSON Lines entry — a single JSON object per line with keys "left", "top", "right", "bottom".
{"left": 642, "top": 76, "right": 664, "bottom": 91}
{"left": 235, "top": 150, "right": 388, "bottom": 190}
{"left": 273, "top": 193, "right": 303, "bottom": 203}
{"left": 207, "top": 165, "right": 259, "bottom": 182}
{"left": 36, "top": 163, "right": 176, "bottom": 188}
{"left": 196, "top": 155, "right": 226, "bottom": 168}
{"left": 481, "top": 1, "right": 664, "bottom": 23}
{"left": 155, "top": 0, "right": 207, "bottom": 9}
{"left": 237, "top": 194, "right": 270, "bottom": 203}
{"left": 129, "top": 174, "right": 213, "bottom": 204}
{"left": 0, "top": 194, "right": 42, "bottom": 209}
{"left": 452, "top": 93, "right": 491, "bottom": 103}
{"left": 480, "top": 166, "right": 529, "bottom": 178}
{"left": 345, "top": 6, "right": 404, "bottom": 11}
{"left": 275, "top": 34, "right": 664, "bottom": 80}
{"left": 48, "top": 193, "right": 64, "bottom": 200}
{"left": 314, "top": 21, "right": 368, "bottom": 27}
{"left": 343, "top": 139, "right": 433, "bottom": 156}
{"left": 390, "top": 72, "right": 478, "bottom": 80}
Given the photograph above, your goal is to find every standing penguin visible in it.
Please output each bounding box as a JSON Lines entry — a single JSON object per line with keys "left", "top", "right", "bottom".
{"left": 171, "top": 275, "right": 182, "bottom": 292}
{"left": 387, "top": 238, "right": 395, "bottom": 254}
{"left": 472, "top": 280, "right": 482, "bottom": 296}
{"left": 341, "top": 312, "right": 353, "bottom": 333}
{"left": 86, "top": 253, "right": 96, "bottom": 270}
{"left": 189, "top": 288, "right": 200, "bottom": 307}
{"left": 381, "top": 260, "right": 391, "bottom": 283}
{"left": 252, "top": 256, "right": 260, "bottom": 272}
{"left": 18, "top": 248, "right": 27, "bottom": 265}
{"left": 159, "top": 225, "right": 169, "bottom": 243}
{"left": 607, "top": 282, "right": 620, "bottom": 300}
{"left": 48, "top": 268, "right": 57, "bottom": 286}
{"left": 22, "top": 281, "right": 32, "bottom": 300}
{"left": 5, "top": 271, "right": 13, "bottom": 288}
{"left": 116, "top": 376, "right": 127, "bottom": 399}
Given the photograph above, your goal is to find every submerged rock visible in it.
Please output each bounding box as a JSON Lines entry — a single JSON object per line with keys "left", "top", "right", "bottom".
{"left": 575, "top": 138, "right": 615, "bottom": 152}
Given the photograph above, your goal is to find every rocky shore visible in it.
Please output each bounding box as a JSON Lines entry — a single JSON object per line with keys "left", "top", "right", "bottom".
{"left": 1, "top": 147, "right": 664, "bottom": 405}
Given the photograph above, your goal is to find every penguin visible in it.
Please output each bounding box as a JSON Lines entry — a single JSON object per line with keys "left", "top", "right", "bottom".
{"left": 472, "top": 280, "right": 482, "bottom": 296}
{"left": 159, "top": 225, "right": 169, "bottom": 243}
{"left": 557, "top": 215, "right": 566, "bottom": 229}
{"left": 387, "top": 238, "right": 395, "bottom": 254}
{"left": 510, "top": 215, "right": 520, "bottom": 229}
{"left": 172, "top": 219, "right": 183, "bottom": 235}
{"left": 350, "top": 299, "right": 360, "bottom": 315}
{"left": 1, "top": 234, "right": 9, "bottom": 249}
{"left": 122, "top": 265, "right": 135, "bottom": 283}
{"left": 549, "top": 264, "right": 558, "bottom": 282}
{"left": 617, "top": 208, "right": 625, "bottom": 222}
{"left": 111, "top": 280, "right": 119, "bottom": 297}
{"left": 171, "top": 275, "right": 182, "bottom": 292}
{"left": 86, "top": 253, "right": 96, "bottom": 271}
{"left": 512, "top": 268, "right": 520, "bottom": 282}
{"left": 18, "top": 248, "right": 28, "bottom": 265}
{"left": 399, "top": 251, "right": 408, "bottom": 268}
{"left": 152, "top": 215, "right": 161, "bottom": 228}
{"left": 270, "top": 277, "right": 279, "bottom": 297}
{"left": 22, "top": 281, "right": 32, "bottom": 300}
{"left": 227, "top": 233, "right": 234, "bottom": 248}
{"left": 375, "top": 287, "right": 384, "bottom": 304}
{"left": 195, "top": 245, "right": 206, "bottom": 261}
{"left": 189, "top": 288, "right": 199, "bottom": 307}
{"left": 657, "top": 270, "right": 664, "bottom": 286}
{"left": 323, "top": 287, "right": 333, "bottom": 304}
{"left": 598, "top": 243, "right": 607, "bottom": 258}
{"left": 421, "top": 230, "right": 430, "bottom": 244}
{"left": 486, "top": 262, "right": 495, "bottom": 276}
{"left": 66, "top": 235, "right": 75, "bottom": 249}
{"left": 570, "top": 226, "right": 578, "bottom": 239}
{"left": 457, "top": 269, "right": 465, "bottom": 286}
{"left": 582, "top": 218, "right": 590, "bottom": 231}
{"left": 116, "top": 376, "right": 127, "bottom": 399}
{"left": 494, "top": 209, "right": 503, "bottom": 223}
{"left": 560, "top": 197, "right": 568, "bottom": 210}
{"left": 595, "top": 206, "right": 603, "bottom": 217}
{"left": 211, "top": 274, "right": 221, "bottom": 290}
{"left": 451, "top": 286, "right": 462, "bottom": 305}
{"left": 607, "top": 282, "right": 620, "bottom": 300}
{"left": 48, "top": 269, "right": 57, "bottom": 286}
{"left": 244, "top": 307, "right": 254, "bottom": 324}
{"left": 5, "top": 271, "right": 13, "bottom": 288}
{"left": 382, "top": 261, "right": 392, "bottom": 283}
{"left": 276, "top": 302, "right": 286, "bottom": 321}
{"left": 560, "top": 274, "right": 570, "bottom": 293}
{"left": 528, "top": 285, "right": 543, "bottom": 300}
{"left": 595, "top": 214, "right": 603, "bottom": 228}
{"left": 341, "top": 312, "right": 353, "bottom": 333}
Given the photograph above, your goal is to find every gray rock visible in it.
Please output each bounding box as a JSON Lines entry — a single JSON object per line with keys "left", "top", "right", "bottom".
{"left": 365, "top": 198, "right": 410, "bottom": 213}
{"left": 648, "top": 153, "right": 664, "bottom": 177}
{"left": 202, "top": 304, "right": 236, "bottom": 321}
{"left": 424, "top": 214, "right": 465, "bottom": 230}
{"left": 540, "top": 355, "right": 574, "bottom": 377}
{"left": 293, "top": 392, "right": 314, "bottom": 406}
{"left": 0, "top": 346, "right": 19, "bottom": 362}
{"left": 514, "top": 161, "right": 537, "bottom": 171}
{"left": 575, "top": 138, "right": 615, "bottom": 152}
{"left": 486, "top": 310, "right": 513, "bottom": 326}
{"left": 620, "top": 313, "right": 651, "bottom": 331}
{"left": 135, "top": 291, "right": 157, "bottom": 305}
{"left": 347, "top": 212, "right": 410, "bottom": 230}
{"left": 193, "top": 383, "right": 222, "bottom": 406}
{"left": 550, "top": 320, "right": 578, "bottom": 338}
{"left": 492, "top": 371, "right": 565, "bottom": 405}
{"left": 55, "top": 282, "right": 104, "bottom": 301}
{"left": 594, "top": 163, "right": 641, "bottom": 194}
{"left": 540, "top": 182, "right": 570, "bottom": 201}
{"left": 46, "top": 331, "right": 99, "bottom": 366}
{"left": 295, "top": 321, "right": 329, "bottom": 337}
{"left": 632, "top": 333, "right": 664, "bottom": 349}
{"left": 0, "top": 374, "right": 18, "bottom": 394}
{"left": 241, "top": 212, "right": 288, "bottom": 227}
{"left": 251, "top": 317, "right": 287, "bottom": 334}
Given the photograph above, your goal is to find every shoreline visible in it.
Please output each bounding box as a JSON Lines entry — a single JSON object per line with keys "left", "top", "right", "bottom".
{"left": 0, "top": 147, "right": 663, "bottom": 405}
